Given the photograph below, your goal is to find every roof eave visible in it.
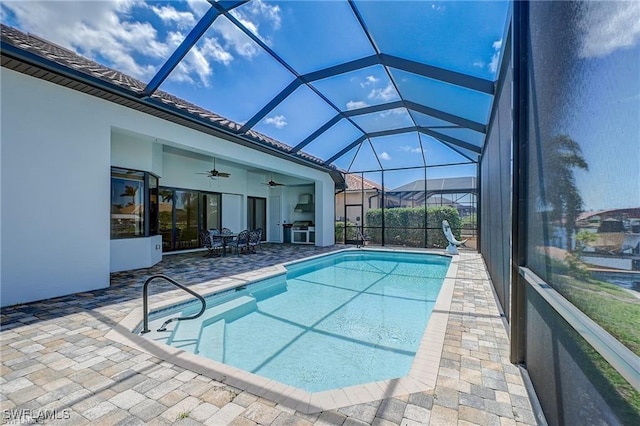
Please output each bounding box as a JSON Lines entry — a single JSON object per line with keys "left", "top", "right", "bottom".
{"left": 1, "top": 39, "right": 346, "bottom": 189}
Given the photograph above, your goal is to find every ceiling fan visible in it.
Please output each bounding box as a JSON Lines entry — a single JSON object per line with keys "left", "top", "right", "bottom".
{"left": 262, "top": 173, "right": 286, "bottom": 187}
{"left": 196, "top": 158, "right": 230, "bottom": 179}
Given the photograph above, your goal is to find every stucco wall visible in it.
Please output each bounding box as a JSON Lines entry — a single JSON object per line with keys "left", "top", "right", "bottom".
{"left": 1, "top": 67, "right": 335, "bottom": 307}
{"left": 1, "top": 69, "right": 111, "bottom": 306}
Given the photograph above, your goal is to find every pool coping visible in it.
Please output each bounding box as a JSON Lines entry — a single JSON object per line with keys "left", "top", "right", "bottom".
{"left": 106, "top": 247, "right": 458, "bottom": 414}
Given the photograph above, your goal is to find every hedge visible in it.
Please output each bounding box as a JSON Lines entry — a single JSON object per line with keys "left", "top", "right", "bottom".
{"left": 335, "top": 221, "right": 358, "bottom": 242}
{"left": 364, "top": 206, "right": 463, "bottom": 248}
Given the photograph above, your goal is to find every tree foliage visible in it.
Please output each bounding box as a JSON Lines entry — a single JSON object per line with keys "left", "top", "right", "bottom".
{"left": 363, "top": 206, "right": 462, "bottom": 248}
{"left": 542, "top": 134, "right": 589, "bottom": 250}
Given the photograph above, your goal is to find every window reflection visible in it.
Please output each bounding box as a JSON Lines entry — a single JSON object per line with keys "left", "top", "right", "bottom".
{"left": 175, "top": 190, "right": 199, "bottom": 250}
{"left": 526, "top": 0, "right": 640, "bottom": 359}
{"left": 111, "top": 168, "right": 145, "bottom": 239}
{"left": 149, "top": 174, "right": 159, "bottom": 236}
{"left": 110, "top": 168, "right": 159, "bottom": 239}
{"left": 158, "top": 188, "right": 221, "bottom": 251}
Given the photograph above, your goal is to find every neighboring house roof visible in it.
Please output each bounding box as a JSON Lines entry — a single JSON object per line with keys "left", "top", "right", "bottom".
{"left": 343, "top": 173, "right": 383, "bottom": 192}
{"left": 0, "top": 24, "right": 345, "bottom": 187}
{"left": 388, "top": 177, "right": 477, "bottom": 193}
{"left": 384, "top": 177, "right": 476, "bottom": 207}
{"left": 426, "top": 196, "right": 456, "bottom": 206}
{"left": 577, "top": 208, "right": 640, "bottom": 223}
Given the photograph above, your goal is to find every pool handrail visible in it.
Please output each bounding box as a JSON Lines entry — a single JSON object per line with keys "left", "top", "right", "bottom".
{"left": 141, "top": 274, "right": 206, "bottom": 334}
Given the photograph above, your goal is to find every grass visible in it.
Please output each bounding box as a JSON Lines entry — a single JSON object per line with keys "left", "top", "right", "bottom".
{"left": 537, "top": 255, "right": 640, "bottom": 420}
{"left": 553, "top": 273, "right": 640, "bottom": 356}
{"left": 567, "top": 321, "right": 640, "bottom": 421}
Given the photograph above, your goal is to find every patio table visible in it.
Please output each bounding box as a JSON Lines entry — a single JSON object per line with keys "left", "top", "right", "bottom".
{"left": 210, "top": 231, "right": 237, "bottom": 257}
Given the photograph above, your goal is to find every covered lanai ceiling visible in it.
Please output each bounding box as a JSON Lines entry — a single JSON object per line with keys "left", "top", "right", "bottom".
{"left": 1, "top": 0, "right": 510, "bottom": 174}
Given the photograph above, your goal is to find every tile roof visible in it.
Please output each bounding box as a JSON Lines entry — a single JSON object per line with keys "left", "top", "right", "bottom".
{"left": 344, "top": 173, "right": 383, "bottom": 191}
{"left": 0, "top": 24, "right": 332, "bottom": 169}
{"left": 388, "top": 177, "right": 476, "bottom": 193}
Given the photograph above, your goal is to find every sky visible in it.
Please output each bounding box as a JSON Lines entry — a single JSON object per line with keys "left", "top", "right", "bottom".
{"left": 554, "top": 1, "right": 640, "bottom": 211}
{"left": 1, "top": 0, "right": 511, "bottom": 189}
{"left": 570, "top": 46, "right": 640, "bottom": 211}
{"left": 2, "top": 1, "right": 636, "bottom": 209}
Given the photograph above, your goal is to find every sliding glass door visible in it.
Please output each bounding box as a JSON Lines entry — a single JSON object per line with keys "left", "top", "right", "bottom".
{"left": 159, "top": 187, "right": 221, "bottom": 251}
{"left": 174, "top": 190, "right": 199, "bottom": 250}
{"left": 204, "top": 193, "right": 221, "bottom": 231}
{"left": 247, "top": 197, "right": 266, "bottom": 241}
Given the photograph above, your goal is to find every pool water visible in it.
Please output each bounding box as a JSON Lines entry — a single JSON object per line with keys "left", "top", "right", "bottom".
{"left": 146, "top": 251, "right": 450, "bottom": 392}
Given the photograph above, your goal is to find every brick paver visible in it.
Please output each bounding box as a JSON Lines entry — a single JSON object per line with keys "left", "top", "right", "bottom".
{"left": 1, "top": 245, "right": 538, "bottom": 425}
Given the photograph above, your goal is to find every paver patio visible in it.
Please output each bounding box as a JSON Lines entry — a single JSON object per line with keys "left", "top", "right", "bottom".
{"left": 1, "top": 244, "right": 539, "bottom": 425}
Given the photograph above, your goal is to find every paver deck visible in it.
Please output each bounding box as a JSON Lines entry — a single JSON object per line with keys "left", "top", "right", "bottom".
{"left": 1, "top": 244, "right": 539, "bottom": 425}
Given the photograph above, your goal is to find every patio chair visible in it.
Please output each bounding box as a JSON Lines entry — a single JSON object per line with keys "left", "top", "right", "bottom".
{"left": 247, "top": 230, "right": 260, "bottom": 253}
{"left": 200, "top": 229, "right": 222, "bottom": 257}
{"left": 254, "top": 228, "right": 263, "bottom": 251}
{"left": 209, "top": 229, "right": 224, "bottom": 255}
{"left": 233, "top": 229, "right": 250, "bottom": 255}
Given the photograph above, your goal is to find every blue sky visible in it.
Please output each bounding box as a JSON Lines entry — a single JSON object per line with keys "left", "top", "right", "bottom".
{"left": 2, "top": 0, "right": 510, "bottom": 189}
{"left": 563, "top": 5, "right": 640, "bottom": 211}
{"left": 3, "top": 2, "right": 636, "bottom": 199}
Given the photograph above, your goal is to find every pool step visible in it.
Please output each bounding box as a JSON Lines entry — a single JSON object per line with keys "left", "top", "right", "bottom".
{"left": 168, "top": 295, "right": 257, "bottom": 353}
{"left": 198, "top": 319, "right": 225, "bottom": 360}
{"left": 251, "top": 280, "right": 287, "bottom": 301}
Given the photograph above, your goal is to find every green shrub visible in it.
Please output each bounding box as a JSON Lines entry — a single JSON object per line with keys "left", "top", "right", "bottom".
{"left": 365, "top": 206, "right": 462, "bottom": 247}
{"left": 335, "top": 221, "right": 357, "bottom": 243}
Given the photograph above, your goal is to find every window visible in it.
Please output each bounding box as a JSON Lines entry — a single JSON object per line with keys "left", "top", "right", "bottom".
{"left": 519, "top": 2, "right": 640, "bottom": 423}
{"left": 110, "top": 167, "right": 159, "bottom": 239}
{"left": 158, "top": 187, "right": 221, "bottom": 251}
{"left": 247, "top": 197, "right": 266, "bottom": 240}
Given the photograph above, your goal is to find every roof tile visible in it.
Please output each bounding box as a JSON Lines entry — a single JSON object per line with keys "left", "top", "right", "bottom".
{"left": 1, "top": 24, "right": 336, "bottom": 171}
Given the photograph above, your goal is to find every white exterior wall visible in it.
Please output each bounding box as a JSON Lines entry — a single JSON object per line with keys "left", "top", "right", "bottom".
{"left": 316, "top": 179, "right": 336, "bottom": 246}
{"left": 1, "top": 68, "right": 336, "bottom": 307}
{"left": 110, "top": 236, "right": 162, "bottom": 273}
{"left": 582, "top": 256, "right": 633, "bottom": 271}
{"left": 1, "top": 69, "right": 111, "bottom": 307}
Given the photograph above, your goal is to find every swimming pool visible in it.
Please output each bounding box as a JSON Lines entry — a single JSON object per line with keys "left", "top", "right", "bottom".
{"left": 111, "top": 247, "right": 464, "bottom": 413}
{"left": 143, "top": 251, "right": 449, "bottom": 392}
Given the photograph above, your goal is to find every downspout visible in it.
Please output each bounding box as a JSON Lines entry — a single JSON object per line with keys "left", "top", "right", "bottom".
{"left": 368, "top": 188, "right": 380, "bottom": 208}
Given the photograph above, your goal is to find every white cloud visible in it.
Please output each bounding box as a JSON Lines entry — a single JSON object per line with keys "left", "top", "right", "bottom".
{"left": 488, "top": 39, "right": 502, "bottom": 74}
{"left": 243, "top": 0, "right": 282, "bottom": 30}
{"left": 214, "top": 16, "right": 260, "bottom": 59}
{"left": 400, "top": 146, "right": 424, "bottom": 154}
{"left": 186, "top": 0, "right": 210, "bottom": 17}
{"left": 151, "top": 5, "right": 197, "bottom": 30}
{"left": 379, "top": 108, "right": 405, "bottom": 118}
{"left": 171, "top": 35, "right": 234, "bottom": 86}
{"left": 264, "top": 115, "right": 287, "bottom": 129}
{"left": 578, "top": 1, "right": 640, "bottom": 58}
{"left": 473, "top": 61, "right": 485, "bottom": 68}
{"left": 1, "top": 1, "right": 164, "bottom": 80}
{"left": 1, "top": 0, "right": 282, "bottom": 86}
{"left": 368, "top": 83, "right": 397, "bottom": 102}
{"left": 224, "top": 0, "right": 282, "bottom": 51}
{"left": 346, "top": 100, "right": 368, "bottom": 110}
{"left": 201, "top": 37, "right": 233, "bottom": 65}
{"left": 360, "top": 75, "right": 379, "bottom": 88}
{"left": 379, "top": 152, "right": 391, "bottom": 161}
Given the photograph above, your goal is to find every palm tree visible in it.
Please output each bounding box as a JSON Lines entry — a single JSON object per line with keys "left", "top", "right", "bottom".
{"left": 542, "top": 134, "right": 589, "bottom": 251}
{"left": 120, "top": 185, "right": 138, "bottom": 206}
